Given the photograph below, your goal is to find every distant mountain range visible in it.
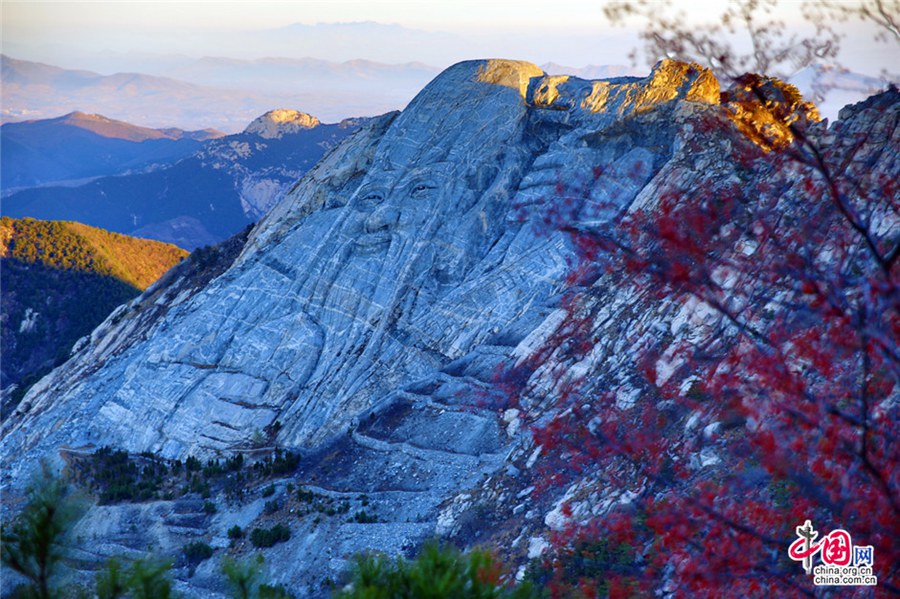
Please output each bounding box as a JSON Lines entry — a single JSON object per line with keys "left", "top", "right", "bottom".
{"left": 2, "top": 110, "right": 363, "bottom": 249}
{"left": 240, "top": 21, "right": 460, "bottom": 64}
{"left": 1, "top": 54, "right": 431, "bottom": 131}
{"left": 0, "top": 216, "right": 188, "bottom": 403}
{"left": 3, "top": 20, "right": 643, "bottom": 76}
{"left": 155, "top": 55, "right": 440, "bottom": 95}
{"left": 3, "top": 22, "right": 460, "bottom": 70}
{"left": 1, "top": 111, "right": 223, "bottom": 191}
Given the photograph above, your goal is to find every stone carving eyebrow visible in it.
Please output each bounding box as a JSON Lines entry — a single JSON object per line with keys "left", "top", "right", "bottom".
{"left": 402, "top": 161, "right": 452, "bottom": 181}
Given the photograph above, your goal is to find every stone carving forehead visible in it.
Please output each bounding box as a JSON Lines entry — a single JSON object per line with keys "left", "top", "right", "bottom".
{"left": 366, "top": 156, "right": 456, "bottom": 183}
{"left": 404, "top": 160, "right": 454, "bottom": 179}
{"left": 372, "top": 136, "right": 459, "bottom": 168}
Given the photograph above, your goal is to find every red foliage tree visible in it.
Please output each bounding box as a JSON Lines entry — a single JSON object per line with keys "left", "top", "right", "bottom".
{"left": 498, "top": 4, "right": 900, "bottom": 595}
{"left": 511, "top": 71, "right": 898, "bottom": 598}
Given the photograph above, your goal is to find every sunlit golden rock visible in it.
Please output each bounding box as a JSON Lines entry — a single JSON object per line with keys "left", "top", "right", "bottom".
{"left": 244, "top": 109, "right": 321, "bottom": 138}
{"left": 528, "top": 59, "right": 720, "bottom": 118}
{"left": 722, "top": 73, "right": 821, "bottom": 151}
{"left": 476, "top": 59, "right": 545, "bottom": 98}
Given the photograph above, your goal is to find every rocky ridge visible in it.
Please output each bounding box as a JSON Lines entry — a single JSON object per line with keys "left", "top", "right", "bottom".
{"left": 1, "top": 59, "right": 895, "bottom": 596}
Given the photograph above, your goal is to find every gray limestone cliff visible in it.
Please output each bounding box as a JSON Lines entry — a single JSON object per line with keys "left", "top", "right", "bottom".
{"left": 1, "top": 59, "right": 895, "bottom": 596}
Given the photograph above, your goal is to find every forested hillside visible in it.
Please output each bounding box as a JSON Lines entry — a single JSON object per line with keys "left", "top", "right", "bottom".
{"left": 1, "top": 217, "right": 188, "bottom": 406}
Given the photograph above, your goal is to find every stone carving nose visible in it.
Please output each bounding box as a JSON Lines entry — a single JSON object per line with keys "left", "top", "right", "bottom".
{"left": 364, "top": 204, "right": 400, "bottom": 233}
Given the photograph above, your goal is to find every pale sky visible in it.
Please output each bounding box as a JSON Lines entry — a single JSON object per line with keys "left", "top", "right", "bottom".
{"left": 1, "top": 0, "right": 895, "bottom": 75}
{"left": 5, "top": 1, "right": 613, "bottom": 33}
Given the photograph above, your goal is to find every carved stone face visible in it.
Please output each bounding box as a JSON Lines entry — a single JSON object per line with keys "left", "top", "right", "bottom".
{"left": 348, "top": 162, "right": 453, "bottom": 257}
{"left": 338, "top": 59, "right": 538, "bottom": 261}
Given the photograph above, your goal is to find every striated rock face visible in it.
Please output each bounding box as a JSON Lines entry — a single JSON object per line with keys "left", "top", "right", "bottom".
{"left": 243, "top": 109, "right": 322, "bottom": 139}
{"left": 2, "top": 59, "right": 894, "bottom": 595}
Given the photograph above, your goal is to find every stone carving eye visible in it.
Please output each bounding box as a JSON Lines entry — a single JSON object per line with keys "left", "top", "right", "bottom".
{"left": 359, "top": 189, "right": 384, "bottom": 206}
{"left": 411, "top": 183, "right": 436, "bottom": 197}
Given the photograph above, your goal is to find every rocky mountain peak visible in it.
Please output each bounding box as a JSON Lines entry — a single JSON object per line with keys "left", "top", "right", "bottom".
{"left": 243, "top": 109, "right": 321, "bottom": 138}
